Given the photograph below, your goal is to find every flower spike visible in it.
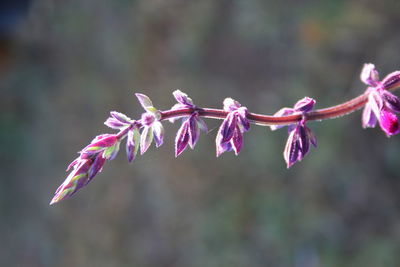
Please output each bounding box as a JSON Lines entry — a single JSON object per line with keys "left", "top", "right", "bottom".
{"left": 50, "top": 134, "right": 120, "bottom": 204}
{"left": 51, "top": 63, "right": 400, "bottom": 204}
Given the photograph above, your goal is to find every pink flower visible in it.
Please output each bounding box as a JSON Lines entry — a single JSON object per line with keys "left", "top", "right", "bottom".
{"left": 360, "top": 64, "right": 400, "bottom": 136}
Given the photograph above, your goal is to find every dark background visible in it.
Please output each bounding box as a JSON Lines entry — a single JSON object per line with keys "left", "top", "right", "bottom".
{"left": 1, "top": 0, "right": 400, "bottom": 266}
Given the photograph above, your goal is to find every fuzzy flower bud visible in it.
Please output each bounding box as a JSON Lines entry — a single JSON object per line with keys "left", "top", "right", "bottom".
{"left": 172, "top": 90, "right": 208, "bottom": 156}
{"left": 360, "top": 63, "right": 380, "bottom": 87}
{"left": 216, "top": 98, "right": 249, "bottom": 156}
{"left": 283, "top": 123, "right": 317, "bottom": 168}
{"left": 270, "top": 97, "right": 317, "bottom": 167}
{"left": 50, "top": 134, "right": 120, "bottom": 205}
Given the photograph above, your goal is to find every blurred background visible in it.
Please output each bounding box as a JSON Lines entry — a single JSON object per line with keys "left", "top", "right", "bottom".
{"left": 1, "top": 0, "right": 400, "bottom": 266}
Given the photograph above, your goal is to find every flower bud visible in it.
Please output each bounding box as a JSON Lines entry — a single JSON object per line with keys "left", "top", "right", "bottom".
{"left": 293, "top": 97, "right": 316, "bottom": 113}
{"left": 382, "top": 71, "right": 400, "bottom": 91}
{"left": 360, "top": 63, "right": 379, "bottom": 87}
{"left": 379, "top": 108, "right": 400, "bottom": 136}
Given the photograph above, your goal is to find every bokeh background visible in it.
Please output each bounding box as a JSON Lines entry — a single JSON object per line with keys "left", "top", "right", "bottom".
{"left": 2, "top": 0, "right": 400, "bottom": 266}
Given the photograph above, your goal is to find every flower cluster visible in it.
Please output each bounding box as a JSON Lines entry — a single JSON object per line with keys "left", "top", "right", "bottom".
{"left": 216, "top": 98, "right": 250, "bottom": 156}
{"left": 271, "top": 97, "right": 317, "bottom": 168}
{"left": 50, "top": 133, "right": 120, "bottom": 204}
{"left": 51, "top": 63, "right": 400, "bottom": 205}
{"left": 172, "top": 90, "right": 208, "bottom": 156}
{"left": 135, "top": 94, "right": 165, "bottom": 153}
{"left": 361, "top": 64, "right": 400, "bottom": 136}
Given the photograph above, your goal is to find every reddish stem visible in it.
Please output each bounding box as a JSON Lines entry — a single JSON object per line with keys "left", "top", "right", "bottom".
{"left": 160, "top": 92, "right": 371, "bottom": 126}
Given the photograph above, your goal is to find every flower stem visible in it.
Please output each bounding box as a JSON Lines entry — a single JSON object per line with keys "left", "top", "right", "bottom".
{"left": 159, "top": 89, "right": 398, "bottom": 126}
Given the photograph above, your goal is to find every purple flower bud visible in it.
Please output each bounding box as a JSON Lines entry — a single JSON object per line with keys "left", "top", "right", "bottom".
{"left": 88, "top": 154, "right": 106, "bottom": 180}
{"left": 379, "top": 108, "right": 400, "bottom": 136}
{"left": 283, "top": 124, "right": 317, "bottom": 168}
{"left": 173, "top": 90, "right": 194, "bottom": 106}
{"left": 103, "top": 141, "right": 120, "bottom": 160}
{"left": 223, "top": 98, "right": 241, "bottom": 112}
{"left": 216, "top": 99, "right": 250, "bottom": 156}
{"left": 381, "top": 90, "right": 400, "bottom": 113}
{"left": 50, "top": 158, "right": 93, "bottom": 205}
{"left": 81, "top": 134, "right": 118, "bottom": 156}
{"left": 361, "top": 71, "right": 400, "bottom": 135}
{"left": 360, "top": 63, "right": 380, "bottom": 87}
{"left": 293, "top": 97, "right": 316, "bottom": 113}
{"left": 175, "top": 119, "right": 190, "bottom": 157}
{"left": 381, "top": 71, "right": 400, "bottom": 91}
{"left": 141, "top": 113, "right": 155, "bottom": 126}
{"left": 174, "top": 113, "right": 207, "bottom": 156}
